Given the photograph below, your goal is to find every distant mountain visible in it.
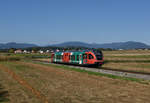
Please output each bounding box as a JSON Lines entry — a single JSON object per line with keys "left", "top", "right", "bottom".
{"left": 51, "top": 41, "right": 150, "bottom": 49}
{"left": 0, "top": 42, "right": 38, "bottom": 49}
{"left": 52, "top": 41, "right": 91, "bottom": 47}
{"left": 1, "top": 41, "right": 149, "bottom": 50}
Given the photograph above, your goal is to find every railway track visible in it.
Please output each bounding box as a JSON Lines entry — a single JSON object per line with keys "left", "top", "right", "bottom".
{"left": 33, "top": 60, "right": 150, "bottom": 81}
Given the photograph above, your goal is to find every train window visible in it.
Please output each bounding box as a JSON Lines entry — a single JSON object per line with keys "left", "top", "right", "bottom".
{"left": 71, "top": 56, "right": 72, "bottom": 60}
{"left": 89, "top": 54, "right": 94, "bottom": 59}
{"left": 77, "top": 55, "right": 79, "bottom": 61}
{"left": 71, "top": 55, "right": 75, "bottom": 60}
{"left": 56, "top": 55, "right": 61, "bottom": 59}
{"left": 73, "top": 55, "right": 75, "bottom": 60}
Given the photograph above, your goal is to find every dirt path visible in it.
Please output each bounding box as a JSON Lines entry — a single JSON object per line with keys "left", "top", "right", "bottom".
{"left": 0, "top": 64, "right": 48, "bottom": 103}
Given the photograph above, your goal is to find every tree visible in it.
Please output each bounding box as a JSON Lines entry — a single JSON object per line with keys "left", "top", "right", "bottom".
{"left": 32, "top": 47, "right": 39, "bottom": 53}
{"left": 9, "top": 48, "right": 15, "bottom": 53}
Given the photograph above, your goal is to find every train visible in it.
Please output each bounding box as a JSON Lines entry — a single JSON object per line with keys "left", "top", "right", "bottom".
{"left": 51, "top": 49, "right": 104, "bottom": 67}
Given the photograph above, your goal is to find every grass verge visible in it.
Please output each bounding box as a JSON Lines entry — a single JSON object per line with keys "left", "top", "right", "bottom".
{"left": 31, "top": 61, "right": 150, "bottom": 84}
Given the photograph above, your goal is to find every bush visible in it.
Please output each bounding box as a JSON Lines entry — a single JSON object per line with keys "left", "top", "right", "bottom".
{"left": 0, "top": 56, "right": 21, "bottom": 62}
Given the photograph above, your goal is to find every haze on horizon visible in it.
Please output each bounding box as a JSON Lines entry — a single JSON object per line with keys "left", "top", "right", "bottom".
{"left": 0, "top": 0, "right": 150, "bottom": 45}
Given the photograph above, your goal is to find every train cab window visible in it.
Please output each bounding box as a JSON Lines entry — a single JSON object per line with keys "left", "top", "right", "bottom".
{"left": 89, "top": 54, "right": 94, "bottom": 59}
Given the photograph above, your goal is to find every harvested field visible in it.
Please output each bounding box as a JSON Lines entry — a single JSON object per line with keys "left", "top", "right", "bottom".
{"left": 101, "top": 50, "right": 150, "bottom": 74}
{"left": 0, "top": 61, "right": 150, "bottom": 103}
{"left": 103, "top": 50, "right": 150, "bottom": 55}
{"left": 103, "top": 62, "right": 150, "bottom": 73}
{"left": 0, "top": 63, "right": 42, "bottom": 103}
{"left": 0, "top": 83, "right": 9, "bottom": 102}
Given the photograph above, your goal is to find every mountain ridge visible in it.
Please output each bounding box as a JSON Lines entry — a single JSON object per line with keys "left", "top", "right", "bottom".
{"left": 50, "top": 41, "right": 150, "bottom": 49}
{"left": 0, "top": 42, "right": 37, "bottom": 49}
{"left": 0, "top": 41, "right": 149, "bottom": 49}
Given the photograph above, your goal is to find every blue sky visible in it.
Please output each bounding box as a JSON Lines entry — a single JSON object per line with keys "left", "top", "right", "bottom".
{"left": 0, "top": 0, "right": 150, "bottom": 45}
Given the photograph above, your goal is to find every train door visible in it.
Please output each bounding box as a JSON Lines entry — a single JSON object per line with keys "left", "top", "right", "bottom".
{"left": 63, "top": 53, "right": 70, "bottom": 63}
{"left": 51, "top": 53, "right": 54, "bottom": 62}
{"left": 83, "top": 53, "right": 88, "bottom": 64}
{"left": 62, "top": 53, "right": 65, "bottom": 62}
{"left": 79, "top": 54, "right": 82, "bottom": 64}
{"left": 65, "top": 53, "right": 70, "bottom": 63}
{"left": 87, "top": 53, "right": 95, "bottom": 64}
{"left": 63, "top": 54, "right": 66, "bottom": 62}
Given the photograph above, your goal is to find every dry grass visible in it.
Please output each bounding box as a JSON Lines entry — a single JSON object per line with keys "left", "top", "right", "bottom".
{"left": 35, "top": 58, "right": 51, "bottom": 62}
{"left": 1, "top": 61, "right": 150, "bottom": 103}
{"left": 103, "top": 62, "right": 150, "bottom": 73}
{"left": 0, "top": 63, "right": 42, "bottom": 103}
{"left": 103, "top": 50, "right": 150, "bottom": 55}
{"left": 0, "top": 84, "right": 9, "bottom": 103}
{"left": 101, "top": 50, "right": 150, "bottom": 73}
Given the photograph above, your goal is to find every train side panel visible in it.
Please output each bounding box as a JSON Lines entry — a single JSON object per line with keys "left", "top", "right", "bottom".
{"left": 51, "top": 50, "right": 104, "bottom": 67}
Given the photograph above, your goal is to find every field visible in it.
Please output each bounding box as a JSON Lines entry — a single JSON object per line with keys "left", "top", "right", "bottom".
{"left": 0, "top": 51, "right": 150, "bottom": 103}
{"left": 103, "top": 50, "right": 150, "bottom": 73}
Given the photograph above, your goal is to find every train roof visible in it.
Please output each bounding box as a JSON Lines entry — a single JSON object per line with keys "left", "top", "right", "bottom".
{"left": 53, "top": 49, "right": 102, "bottom": 55}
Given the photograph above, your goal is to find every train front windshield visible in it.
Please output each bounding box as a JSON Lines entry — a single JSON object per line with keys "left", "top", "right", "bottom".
{"left": 96, "top": 55, "right": 103, "bottom": 60}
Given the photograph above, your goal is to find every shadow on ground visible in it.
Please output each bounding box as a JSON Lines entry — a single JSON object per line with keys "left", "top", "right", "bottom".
{"left": 0, "top": 83, "right": 9, "bottom": 102}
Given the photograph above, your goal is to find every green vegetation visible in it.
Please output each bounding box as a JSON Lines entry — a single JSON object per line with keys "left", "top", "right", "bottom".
{"left": 0, "top": 53, "right": 50, "bottom": 62}
{"left": 8, "top": 48, "right": 15, "bottom": 53}
{"left": 5, "top": 53, "right": 50, "bottom": 58}
{"left": 0, "top": 56, "right": 20, "bottom": 62}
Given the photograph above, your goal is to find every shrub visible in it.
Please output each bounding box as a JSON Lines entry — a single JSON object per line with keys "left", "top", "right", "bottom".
{"left": 0, "top": 56, "right": 20, "bottom": 62}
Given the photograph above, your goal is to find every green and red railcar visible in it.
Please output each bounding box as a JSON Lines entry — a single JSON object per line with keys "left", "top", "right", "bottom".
{"left": 51, "top": 50, "right": 104, "bottom": 67}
